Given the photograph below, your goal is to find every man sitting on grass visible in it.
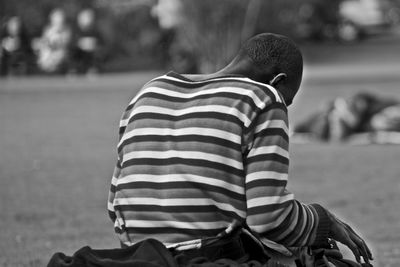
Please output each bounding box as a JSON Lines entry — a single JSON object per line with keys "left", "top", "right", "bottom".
{"left": 107, "top": 33, "right": 373, "bottom": 266}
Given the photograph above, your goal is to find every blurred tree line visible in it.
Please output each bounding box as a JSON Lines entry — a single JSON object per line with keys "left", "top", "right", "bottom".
{"left": 0, "top": 0, "right": 166, "bottom": 72}
{"left": 0, "top": 0, "right": 359, "bottom": 74}
{"left": 176, "top": 0, "right": 341, "bottom": 72}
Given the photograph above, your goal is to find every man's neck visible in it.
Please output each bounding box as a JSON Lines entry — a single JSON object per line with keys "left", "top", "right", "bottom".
{"left": 179, "top": 58, "right": 254, "bottom": 82}
{"left": 179, "top": 72, "right": 233, "bottom": 82}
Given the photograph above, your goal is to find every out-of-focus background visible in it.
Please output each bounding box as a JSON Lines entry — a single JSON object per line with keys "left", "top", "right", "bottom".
{"left": 1, "top": 0, "right": 400, "bottom": 74}
{"left": 1, "top": 0, "right": 400, "bottom": 266}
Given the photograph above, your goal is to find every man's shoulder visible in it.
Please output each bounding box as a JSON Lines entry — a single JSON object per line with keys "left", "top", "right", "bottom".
{"left": 140, "top": 73, "right": 286, "bottom": 112}
{"left": 234, "top": 77, "right": 286, "bottom": 105}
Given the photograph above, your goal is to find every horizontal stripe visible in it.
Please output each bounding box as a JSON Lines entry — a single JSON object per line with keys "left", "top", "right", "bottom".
{"left": 246, "top": 179, "right": 287, "bottom": 189}
{"left": 128, "top": 112, "right": 242, "bottom": 129}
{"left": 120, "top": 162, "right": 243, "bottom": 182}
{"left": 115, "top": 205, "right": 243, "bottom": 220}
{"left": 119, "top": 140, "right": 242, "bottom": 162}
{"left": 159, "top": 74, "right": 281, "bottom": 103}
{"left": 122, "top": 150, "right": 243, "bottom": 170}
{"left": 255, "top": 120, "right": 288, "bottom": 135}
{"left": 116, "top": 181, "right": 244, "bottom": 200}
{"left": 118, "top": 127, "right": 241, "bottom": 148}
{"left": 247, "top": 200, "right": 292, "bottom": 215}
{"left": 122, "top": 158, "right": 245, "bottom": 177}
{"left": 122, "top": 208, "right": 233, "bottom": 223}
{"left": 116, "top": 204, "right": 219, "bottom": 213}
{"left": 119, "top": 134, "right": 241, "bottom": 153}
{"left": 154, "top": 77, "right": 274, "bottom": 104}
{"left": 247, "top": 145, "right": 289, "bottom": 159}
{"left": 246, "top": 153, "right": 289, "bottom": 165}
{"left": 136, "top": 92, "right": 260, "bottom": 118}
{"left": 124, "top": 219, "right": 228, "bottom": 230}
{"left": 128, "top": 113, "right": 242, "bottom": 137}
{"left": 246, "top": 102, "right": 287, "bottom": 133}
{"left": 137, "top": 86, "right": 266, "bottom": 109}
{"left": 123, "top": 105, "right": 251, "bottom": 128}
{"left": 121, "top": 226, "right": 223, "bottom": 236}
{"left": 246, "top": 171, "right": 288, "bottom": 183}
{"left": 255, "top": 128, "right": 289, "bottom": 142}
{"left": 117, "top": 174, "right": 244, "bottom": 194}
{"left": 247, "top": 193, "right": 294, "bottom": 209}
{"left": 114, "top": 197, "right": 246, "bottom": 218}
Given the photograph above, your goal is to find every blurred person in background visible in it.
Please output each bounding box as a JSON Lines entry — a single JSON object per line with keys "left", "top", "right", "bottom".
{"left": 0, "top": 16, "right": 33, "bottom": 76}
{"left": 33, "top": 8, "right": 72, "bottom": 74}
{"left": 294, "top": 92, "right": 400, "bottom": 142}
{"left": 71, "top": 8, "right": 102, "bottom": 75}
{"left": 151, "top": 0, "right": 198, "bottom": 73}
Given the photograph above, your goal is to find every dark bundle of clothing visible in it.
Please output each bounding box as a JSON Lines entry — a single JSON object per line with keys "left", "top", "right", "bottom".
{"left": 47, "top": 239, "right": 177, "bottom": 267}
{"left": 47, "top": 232, "right": 372, "bottom": 267}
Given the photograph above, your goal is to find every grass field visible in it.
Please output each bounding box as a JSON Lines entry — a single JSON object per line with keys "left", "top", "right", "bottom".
{"left": 1, "top": 46, "right": 400, "bottom": 266}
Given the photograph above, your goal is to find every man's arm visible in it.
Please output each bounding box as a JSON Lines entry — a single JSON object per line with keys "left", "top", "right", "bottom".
{"left": 244, "top": 102, "right": 373, "bottom": 264}
{"left": 244, "top": 102, "right": 330, "bottom": 247}
{"left": 107, "top": 103, "right": 133, "bottom": 224}
{"left": 107, "top": 160, "right": 120, "bottom": 223}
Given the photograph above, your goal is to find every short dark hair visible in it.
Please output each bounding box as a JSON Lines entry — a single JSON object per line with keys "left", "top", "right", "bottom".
{"left": 241, "top": 33, "right": 303, "bottom": 93}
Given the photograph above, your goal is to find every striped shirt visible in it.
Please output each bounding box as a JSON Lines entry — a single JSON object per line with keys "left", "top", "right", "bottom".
{"left": 108, "top": 72, "right": 326, "bottom": 248}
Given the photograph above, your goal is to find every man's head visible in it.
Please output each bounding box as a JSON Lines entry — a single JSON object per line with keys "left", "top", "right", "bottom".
{"left": 233, "top": 33, "right": 303, "bottom": 106}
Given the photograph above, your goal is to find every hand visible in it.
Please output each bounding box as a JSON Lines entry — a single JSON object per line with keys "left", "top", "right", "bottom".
{"left": 326, "top": 210, "right": 373, "bottom": 265}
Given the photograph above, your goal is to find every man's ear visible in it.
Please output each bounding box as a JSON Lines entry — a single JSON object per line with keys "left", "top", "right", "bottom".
{"left": 269, "top": 73, "right": 287, "bottom": 86}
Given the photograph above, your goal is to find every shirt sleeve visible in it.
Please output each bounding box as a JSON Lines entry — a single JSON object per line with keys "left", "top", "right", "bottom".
{"left": 107, "top": 104, "right": 132, "bottom": 224}
{"left": 107, "top": 159, "right": 120, "bottom": 223}
{"left": 244, "top": 102, "right": 330, "bottom": 247}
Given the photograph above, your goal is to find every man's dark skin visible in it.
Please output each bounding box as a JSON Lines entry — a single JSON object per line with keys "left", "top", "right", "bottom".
{"left": 184, "top": 53, "right": 296, "bottom": 106}
{"left": 181, "top": 34, "right": 373, "bottom": 265}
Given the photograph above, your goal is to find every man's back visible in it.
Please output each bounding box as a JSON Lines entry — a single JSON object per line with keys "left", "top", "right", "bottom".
{"left": 108, "top": 72, "right": 290, "bottom": 246}
{"left": 105, "top": 33, "right": 373, "bottom": 265}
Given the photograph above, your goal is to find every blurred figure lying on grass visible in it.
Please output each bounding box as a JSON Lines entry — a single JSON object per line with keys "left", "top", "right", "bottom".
{"left": 294, "top": 92, "right": 400, "bottom": 143}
